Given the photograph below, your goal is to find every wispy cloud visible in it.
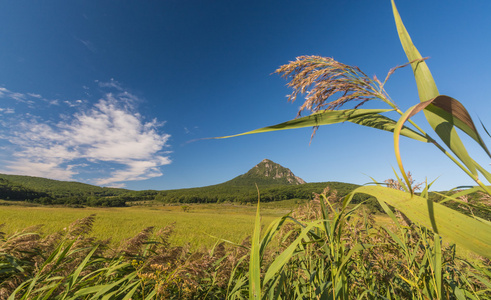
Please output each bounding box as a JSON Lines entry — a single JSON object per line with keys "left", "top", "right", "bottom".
{"left": 27, "top": 93, "right": 42, "bottom": 98}
{"left": 63, "top": 99, "right": 84, "bottom": 107}
{"left": 74, "top": 36, "right": 97, "bottom": 53}
{"left": 0, "top": 83, "right": 171, "bottom": 187}
{"left": 0, "top": 108, "right": 15, "bottom": 114}
{"left": 0, "top": 87, "right": 60, "bottom": 107}
{"left": 0, "top": 87, "right": 29, "bottom": 103}
{"left": 96, "top": 78, "right": 123, "bottom": 91}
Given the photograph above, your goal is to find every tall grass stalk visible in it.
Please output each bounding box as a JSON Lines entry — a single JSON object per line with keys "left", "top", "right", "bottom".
{"left": 215, "top": 0, "right": 491, "bottom": 259}
{"left": 232, "top": 188, "right": 490, "bottom": 299}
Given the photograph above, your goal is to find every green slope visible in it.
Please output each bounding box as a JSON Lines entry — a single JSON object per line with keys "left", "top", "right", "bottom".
{"left": 221, "top": 159, "right": 306, "bottom": 186}
{"left": 0, "top": 174, "right": 130, "bottom": 206}
{"left": 0, "top": 159, "right": 368, "bottom": 207}
{"left": 154, "top": 181, "right": 365, "bottom": 204}
{"left": 0, "top": 174, "right": 127, "bottom": 197}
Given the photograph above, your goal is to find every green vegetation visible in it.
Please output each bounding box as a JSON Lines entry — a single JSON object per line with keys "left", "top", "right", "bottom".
{"left": 0, "top": 160, "right": 371, "bottom": 208}
{"left": 0, "top": 174, "right": 127, "bottom": 197}
{"left": 155, "top": 181, "right": 367, "bottom": 204}
{"left": 0, "top": 174, "right": 129, "bottom": 207}
{"left": 241, "top": 189, "right": 490, "bottom": 299}
{"left": 0, "top": 203, "right": 283, "bottom": 250}
{"left": 1, "top": 192, "right": 489, "bottom": 299}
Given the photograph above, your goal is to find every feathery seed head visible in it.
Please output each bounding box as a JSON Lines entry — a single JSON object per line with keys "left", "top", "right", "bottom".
{"left": 275, "top": 55, "right": 390, "bottom": 116}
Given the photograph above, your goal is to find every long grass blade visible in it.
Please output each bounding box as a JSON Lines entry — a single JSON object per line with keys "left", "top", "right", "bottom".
{"left": 62, "top": 245, "right": 99, "bottom": 299}
{"left": 353, "top": 185, "right": 491, "bottom": 258}
{"left": 263, "top": 221, "right": 324, "bottom": 284}
{"left": 249, "top": 188, "right": 262, "bottom": 300}
{"left": 214, "top": 109, "right": 428, "bottom": 142}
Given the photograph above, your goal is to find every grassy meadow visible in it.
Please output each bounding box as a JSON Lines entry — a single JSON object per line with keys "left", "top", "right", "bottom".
{"left": 1, "top": 197, "right": 489, "bottom": 299}
{"left": 0, "top": 201, "right": 296, "bottom": 250}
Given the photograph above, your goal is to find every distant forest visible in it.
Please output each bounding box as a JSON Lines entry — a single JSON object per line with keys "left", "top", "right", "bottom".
{"left": 1, "top": 174, "right": 490, "bottom": 221}
{"left": 0, "top": 174, "right": 128, "bottom": 207}
{"left": 154, "top": 182, "right": 365, "bottom": 204}
{"left": 0, "top": 174, "right": 370, "bottom": 208}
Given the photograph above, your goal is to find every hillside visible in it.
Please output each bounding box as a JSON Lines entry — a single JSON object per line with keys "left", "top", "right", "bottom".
{"left": 154, "top": 181, "right": 364, "bottom": 204}
{"left": 222, "top": 159, "right": 306, "bottom": 186}
{"left": 0, "top": 174, "right": 129, "bottom": 206}
{"left": 0, "top": 174, "right": 127, "bottom": 197}
{"left": 150, "top": 159, "right": 373, "bottom": 204}
{"left": 0, "top": 159, "right": 368, "bottom": 207}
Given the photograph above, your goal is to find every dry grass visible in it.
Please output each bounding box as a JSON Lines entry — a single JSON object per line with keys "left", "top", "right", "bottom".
{"left": 0, "top": 203, "right": 283, "bottom": 251}
{"left": 275, "top": 55, "right": 393, "bottom": 115}
{"left": 1, "top": 192, "right": 490, "bottom": 299}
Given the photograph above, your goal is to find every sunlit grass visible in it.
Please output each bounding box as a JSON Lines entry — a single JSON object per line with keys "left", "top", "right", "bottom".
{"left": 0, "top": 202, "right": 289, "bottom": 250}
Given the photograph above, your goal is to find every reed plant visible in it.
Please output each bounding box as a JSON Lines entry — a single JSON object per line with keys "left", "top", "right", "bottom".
{"left": 229, "top": 188, "right": 490, "bottom": 299}
{"left": 215, "top": 0, "right": 491, "bottom": 298}
{"left": 0, "top": 215, "right": 250, "bottom": 299}
{"left": 1, "top": 191, "right": 489, "bottom": 298}
{"left": 218, "top": 0, "right": 491, "bottom": 259}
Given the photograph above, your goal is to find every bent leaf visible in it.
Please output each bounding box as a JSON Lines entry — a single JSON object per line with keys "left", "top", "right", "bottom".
{"left": 392, "top": 0, "right": 479, "bottom": 177}
{"left": 353, "top": 185, "right": 491, "bottom": 258}
{"left": 215, "top": 108, "right": 428, "bottom": 142}
{"left": 394, "top": 96, "right": 491, "bottom": 189}
{"left": 426, "top": 96, "right": 491, "bottom": 158}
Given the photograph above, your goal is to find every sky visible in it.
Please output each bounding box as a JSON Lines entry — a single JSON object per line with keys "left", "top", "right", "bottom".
{"left": 0, "top": 1, "right": 491, "bottom": 191}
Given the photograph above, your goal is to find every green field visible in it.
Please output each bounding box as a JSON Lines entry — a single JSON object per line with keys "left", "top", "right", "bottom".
{"left": 0, "top": 201, "right": 297, "bottom": 250}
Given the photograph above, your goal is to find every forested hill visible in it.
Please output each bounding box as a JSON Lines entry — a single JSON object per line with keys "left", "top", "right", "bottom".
{"left": 0, "top": 174, "right": 128, "bottom": 196}
{"left": 0, "top": 159, "right": 368, "bottom": 207}
{"left": 222, "top": 159, "right": 306, "bottom": 186}
{"left": 0, "top": 174, "right": 129, "bottom": 206}
{"left": 153, "top": 181, "right": 364, "bottom": 204}
{"left": 149, "top": 159, "right": 365, "bottom": 204}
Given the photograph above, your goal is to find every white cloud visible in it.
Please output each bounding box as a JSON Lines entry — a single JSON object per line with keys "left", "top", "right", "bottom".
{"left": 0, "top": 88, "right": 30, "bottom": 103}
{"left": 0, "top": 88, "right": 171, "bottom": 187}
{"left": 4, "top": 159, "right": 78, "bottom": 180}
{"left": 74, "top": 37, "right": 97, "bottom": 53}
{"left": 0, "top": 87, "right": 22, "bottom": 101}
{"left": 63, "top": 99, "right": 84, "bottom": 107}
{"left": 27, "top": 93, "right": 42, "bottom": 98}
{"left": 0, "top": 108, "right": 15, "bottom": 114}
{"left": 96, "top": 79, "right": 123, "bottom": 91}
{"left": 0, "top": 88, "right": 51, "bottom": 106}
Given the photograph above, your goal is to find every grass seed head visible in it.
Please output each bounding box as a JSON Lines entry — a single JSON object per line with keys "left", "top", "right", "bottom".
{"left": 275, "top": 55, "right": 389, "bottom": 116}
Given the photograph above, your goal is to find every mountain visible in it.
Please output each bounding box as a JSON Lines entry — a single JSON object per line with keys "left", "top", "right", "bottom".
{"left": 222, "top": 159, "right": 306, "bottom": 186}
{"left": 0, "top": 173, "right": 130, "bottom": 206}
{"left": 0, "top": 173, "right": 128, "bottom": 197}
{"left": 1, "top": 159, "right": 359, "bottom": 207}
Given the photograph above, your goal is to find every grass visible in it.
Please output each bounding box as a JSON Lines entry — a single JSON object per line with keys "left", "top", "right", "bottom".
{"left": 2, "top": 196, "right": 490, "bottom": 299}
{"left": 0, "top": 201, "right": 293, "bottom": 251}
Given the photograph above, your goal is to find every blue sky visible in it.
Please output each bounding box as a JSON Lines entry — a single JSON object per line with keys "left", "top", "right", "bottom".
{"left": 0, "top": 1, "right": 490, "bottom": 191}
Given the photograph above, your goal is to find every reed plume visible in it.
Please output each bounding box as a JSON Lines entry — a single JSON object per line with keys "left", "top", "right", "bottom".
{"left": 275, "top": 55, "right": 393, "bottom": 116}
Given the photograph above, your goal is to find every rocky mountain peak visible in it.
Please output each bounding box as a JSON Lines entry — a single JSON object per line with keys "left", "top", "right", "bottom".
{"left": 248, "top": 159, "right": 306, "bottom": 185}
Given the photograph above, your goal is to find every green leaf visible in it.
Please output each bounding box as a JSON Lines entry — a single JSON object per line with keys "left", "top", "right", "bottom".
{"left": 426, "top": 96, "right": 491, "bottom": 157}
{"left": 62, "top": 245, "right": 99, "bottom": 299}
{"left": 392, "top": 0, "right": 479, "bottom": 178}
{"left": 249, "top": 191, "right": 262, "bottom": 300}
{"left": 215, "top": 108, "right": 428, "bottom": 142}
{"left": 263, "top": 220, "right": 324, "bottom": 284}
{"left": 353, "top": 185, "right": 491, "bottom": 258}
